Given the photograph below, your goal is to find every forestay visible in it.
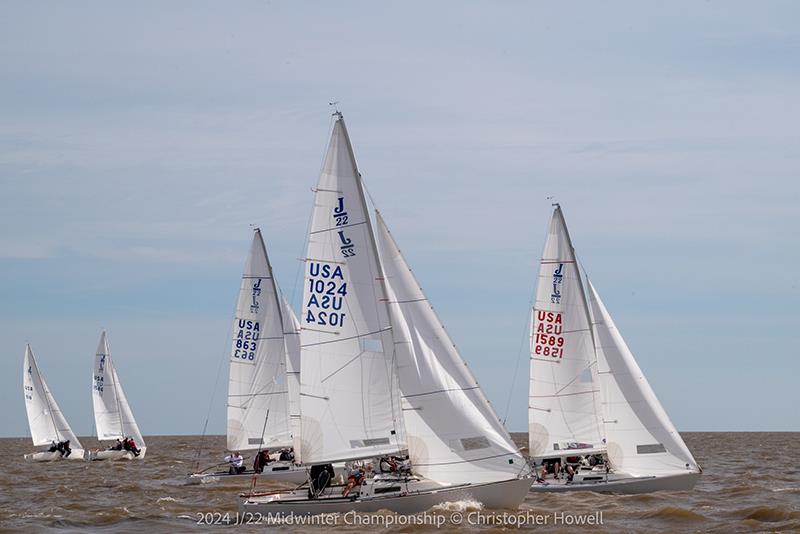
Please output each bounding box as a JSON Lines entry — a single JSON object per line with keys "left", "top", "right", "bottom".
{"left": 528, "top": 206, "right": 604, "bottom": 457}
{"left": 23, "top": 345, "right": 82, "bottom": 448}
{"left": 92, "top": 332, "right": 144, "bottom": 447}
{"left": 376, "top": 212, "right": 527, "bottom": 484}
{"left": 588, "top": 281, "right": 699, "bottom": 476}
{"left": 227, "top": 230, "right": 292, "bottom": 451}
{"left": 299, "top": 113, "right": 403, "bottom": 464}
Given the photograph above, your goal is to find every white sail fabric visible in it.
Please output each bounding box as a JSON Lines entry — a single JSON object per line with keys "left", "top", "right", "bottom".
{"left": 23, "top": 345, "right": 82, "bottom": 448}
{"left": 528, "top": 206, "right": 603, "bottom": 457}
{"left": 376, "top": 212, "right": 527, "bottom": 484}
{"left": 281, "top": 295, "right": 303, "bottom": 462}
{"left": 588, "top": 281, "right": 699, "bottom": 476}
{"left": 92, "top": 332, "right": 144, "bottom": 448}
{"left": 227, "top": 230, "right": 292, "bottom": 451}
{"left": 299, "top": 113, "right": 403, "bottom": 463}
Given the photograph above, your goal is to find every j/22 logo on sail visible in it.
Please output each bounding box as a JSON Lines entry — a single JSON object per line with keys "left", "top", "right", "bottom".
{"left": 551, "top": 263, "right": 564, "bottom": 304}
{"left": 250, "top": 278, "right": 262, "bottom": 313}
{"left": 333, "top": 197, "right": 356, "bottom": 258}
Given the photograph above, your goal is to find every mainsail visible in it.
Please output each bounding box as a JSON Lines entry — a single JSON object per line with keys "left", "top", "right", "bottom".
{"left": 298, "top": 113, "right": 404, "bottom": 464}
{"left": 588, "top": 281, "right": 700, "bottom": 476}
{"left": 528, "top": 206, "right": 603, "bottom": 457}
{"left": 23, "top": 345, "right": 82, "bottom": 448}
{"left": 376, "top": 211, "right": 527, "bottom": 484}
{"left": 227, "top": 229, "right": 292, "bottom": 451}
{"left": 92, "top": 331, "right": 145, "bottom": 449}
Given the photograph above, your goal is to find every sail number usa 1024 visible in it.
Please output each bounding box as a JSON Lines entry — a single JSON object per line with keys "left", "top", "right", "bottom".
{"left": 534, "top": 311, "right": 565, "bottom": 358}
{"left": 305, "top": 262, "right": 348, "bottom": 328}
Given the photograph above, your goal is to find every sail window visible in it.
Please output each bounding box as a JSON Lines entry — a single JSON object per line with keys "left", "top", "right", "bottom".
{"left": 248, "top": 438, "right": 264, "bottom": 445}
{"left": 451, "top": 436, "right": 491, "bottom": 451}
{"left": 636, "top": 443, "right": 667, "bottom": 454}
{"left": 361, "top": 338, "right": 383, "bottom": 353}
{"left": 350, "top": 438, "right": 391, "bottom": 448}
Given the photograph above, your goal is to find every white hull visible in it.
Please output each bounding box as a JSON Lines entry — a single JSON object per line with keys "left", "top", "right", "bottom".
{"left": 24, "top": 449, "right": 86, "bottom": 462}
{"left": 530, "top": 471, "right": 700, "bottom": 494}
{"left": 90, "top": 447, "right": 147, "bottom": 461}
{"left": 241, "top": 476, "right": 532, "bottom": 515}
{"left": 187, "top": 462, "right": 334, "bottom": 486}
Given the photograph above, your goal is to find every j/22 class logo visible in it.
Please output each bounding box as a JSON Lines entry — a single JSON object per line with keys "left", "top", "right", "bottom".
{"left": 551, "top": 263, "right": 564, "bottom": 304}
{"left": 334, "top": 197, "right": 356, "bottom": 258}
{"left": 250, "top": 278, "right": 262, "bottom": 313}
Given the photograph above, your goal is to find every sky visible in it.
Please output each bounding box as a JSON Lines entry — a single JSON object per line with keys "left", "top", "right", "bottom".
{"left": 1, "top": 1, "right": 798, "bottom": 439}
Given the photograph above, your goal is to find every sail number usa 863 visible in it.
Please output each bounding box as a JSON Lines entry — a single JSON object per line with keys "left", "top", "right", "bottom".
{"left": 233, "top": 319, "right": 259, "bottom": 361}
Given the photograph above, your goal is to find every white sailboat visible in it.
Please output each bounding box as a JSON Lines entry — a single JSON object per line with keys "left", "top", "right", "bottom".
{"left": 528, "top": 205, "right": 701, "bottom": 493}
{"left": 90, "top": 331, "right": 146, "bottom": 460}
{"left": 23, "top": 345, "right": 86, "bottom": 461}
{"left": 188, "top": 229, "right": 314, "bottom": 484}
{"left": 241, "top": 112, "right": 531, "bottom": 515}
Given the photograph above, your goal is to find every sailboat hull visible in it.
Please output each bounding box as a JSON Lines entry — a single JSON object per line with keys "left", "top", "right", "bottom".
{"left": 89, "top": 447, "right": 146, "bottom": 461}
{"left": 187, "top": 462, "right": 342, "bottom": 486}
{"left": 530, "top": 470, "right": 700, "bottom": 494}
{"left": 241, "top": 476, "right": 532, "bottom": 516}
{"left": 24, "top": 449, "right": 87, "bottom": 462}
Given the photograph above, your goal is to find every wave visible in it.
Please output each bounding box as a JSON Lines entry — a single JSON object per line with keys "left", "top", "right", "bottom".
{"left": 641, "top": 506, "right": 707, "bottom": 522}
{"left": 740, "top": 506, "right": 800, "bottom": 523}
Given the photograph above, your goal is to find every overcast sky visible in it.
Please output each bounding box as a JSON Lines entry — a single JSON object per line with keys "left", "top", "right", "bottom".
{"left": 1, "top": 1, "right": 798, "bottom": 439}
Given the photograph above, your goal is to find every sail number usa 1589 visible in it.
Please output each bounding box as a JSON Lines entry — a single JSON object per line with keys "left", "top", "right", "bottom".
{"left": 534, "top": 311, "right": 564, "bottom": 358}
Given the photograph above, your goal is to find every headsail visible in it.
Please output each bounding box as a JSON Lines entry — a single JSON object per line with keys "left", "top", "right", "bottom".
{"left": 23, "top": 345, "right": 82, "bottom": 448}
{"left": 227, "top": 230, "right": 292, "bottom": 451}
{"left": 588, "top": 280, "right": 700, "bottom": 476}
{"left": 376, "top": 211, "right": 527, "bottom": 484}
{"left": 298, "top": 113, "right": 403, "bottom": 464}
{"left": 281, "top": 295, "right": 303, "bottom": 462}
{"left": 92, "top": 331, "right": 145, "bottom": 448}
{"left": 528, "top": 206, "right": 604, "bottom": 457}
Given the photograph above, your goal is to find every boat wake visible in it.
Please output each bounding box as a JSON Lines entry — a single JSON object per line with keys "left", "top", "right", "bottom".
{"left": 429, "top": 499, "right": 484, "bottom": 513}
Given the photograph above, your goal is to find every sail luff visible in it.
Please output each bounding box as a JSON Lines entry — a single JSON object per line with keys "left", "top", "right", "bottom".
{"left": 587, "top": 280, "right": 699, "bottom": 476}
{"left": 281, "top": 295, "right": 303, "bottom": 463}
{"left": 376, "top": 210, "right": 527, "bottom": 484}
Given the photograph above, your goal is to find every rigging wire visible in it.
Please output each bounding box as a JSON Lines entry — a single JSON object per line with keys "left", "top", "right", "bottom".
{"left": 502, "top": 280, "right": 537, "bottom": 426}
{"left": 192, "top": 318, "right": 234, "bottom": 472}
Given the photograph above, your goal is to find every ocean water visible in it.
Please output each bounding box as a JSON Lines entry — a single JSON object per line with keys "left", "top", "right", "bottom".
{"left": 0, "top": 432, "right": 798, "bottom": 533}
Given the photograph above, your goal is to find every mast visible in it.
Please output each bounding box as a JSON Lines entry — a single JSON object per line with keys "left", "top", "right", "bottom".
{"left": 100, "top": 333, "right": 126, "bottom": 439}
{"left": 298, "top": 111, "right": 404, "bottom": 463}
{"left": 553, "top": 205, "right": 604, "bottom": 438}
{"left": 335, "top": 113, "right": 404, "bottom": 436}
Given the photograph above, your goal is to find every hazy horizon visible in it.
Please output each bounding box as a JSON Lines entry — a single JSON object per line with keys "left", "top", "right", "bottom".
{"left": 2, "top": 1, "right": 798, "bottom": 439}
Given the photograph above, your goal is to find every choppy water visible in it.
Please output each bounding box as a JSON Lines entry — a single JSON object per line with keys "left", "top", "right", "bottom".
{"left": 0, "top": 432, "right": 798, "bottom": 533}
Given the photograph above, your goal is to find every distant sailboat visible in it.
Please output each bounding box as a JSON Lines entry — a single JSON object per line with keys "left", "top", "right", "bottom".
{"left": 241, "top": 112, "right": 531, "bottom": 515}
{"left": 23, "top": 345, "right": 85, "bottom": 461}
{"left": 90, "top": 331, "right": 146, "bottom": 460}
{"left": 188, "top": 229, "right": 315, "bottom": 484}
{"left": 528, "top": 205, "right": 701, "bottom": 493}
